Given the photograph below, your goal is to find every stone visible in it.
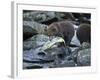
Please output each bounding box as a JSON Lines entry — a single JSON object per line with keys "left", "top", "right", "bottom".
{"left": 23, "top": 11, "right": 56, "bottom": 22}
{"left": 23, "top": 21, "right": 48, "bottom": 34}
{"left": 23, "top": 34, "right": 49, "bottom": 50}
{"left": 23, "top": 25, "right": 38, "bottom": 40}
{"left": 77, "top": 48, "right": 91, "bottom": 66}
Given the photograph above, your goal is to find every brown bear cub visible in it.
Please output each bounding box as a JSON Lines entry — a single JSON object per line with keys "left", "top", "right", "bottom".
{"left": 76, "top": 23, "right": 91, "bottom": 44}
{"left": 47, "top": 21, "right": 75, "bottom": 46}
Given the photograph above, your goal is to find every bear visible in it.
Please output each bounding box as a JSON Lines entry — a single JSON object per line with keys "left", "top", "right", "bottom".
{"left": 76, "top": 23, "right": 91, "bottom": 44}
{"left": 47, "top": 21, "right": 75, "bottom": 46}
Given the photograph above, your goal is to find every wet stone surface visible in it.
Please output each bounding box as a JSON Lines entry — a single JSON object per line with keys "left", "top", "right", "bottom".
{"left": 23, "top": 34, "right": 91, "bottom": 69}
{"left": 23, "top": 46, "right": 72, "bottom": 69}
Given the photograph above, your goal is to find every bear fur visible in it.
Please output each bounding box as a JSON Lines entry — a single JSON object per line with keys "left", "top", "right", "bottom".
{"left": 76, "top": 23, "right": 91, "bottom": 44}
{"left": 47, "top": 21, "right": 75, "bottom": 46}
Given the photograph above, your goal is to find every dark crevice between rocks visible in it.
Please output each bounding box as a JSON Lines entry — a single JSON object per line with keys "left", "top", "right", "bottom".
{"left": 23, "top": 59, "right": 54, "bottom": 63}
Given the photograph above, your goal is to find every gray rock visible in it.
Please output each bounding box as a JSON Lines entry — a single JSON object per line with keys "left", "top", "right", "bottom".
{"left": 23, "top": 11, "right": 77, "bottom": 25}
{"left": 23, "top": 11, "right": 56, "bottom": 22}
{"left": 70, "top": 42, "right": 91, "bottom": 66}
{"left": 23, "top": 34, "right": 49, "bottom": 50}
{"left": 23, "top": 49, "right": 55, "bottom": 62}
{"left": 77, "top": 48, "right": 91, "bottom": 66}
{"left": 50, "top": 59, "right": 75, "bottom": 68}
{"left": 23, "top": 21, "right": 48, "bottom": 34}
{"left": 55, "top": 12, "right": 75, "bottom": 21}
{"left": 23, "top": 41, "right": 36, "bottom": 50}
{"left": 23, "top": 46, "right": 71, "bottom": 69}
{"left": 44, "top": 47, "right": 72, "bottom": 67}
{"left": 23, "top": 25, "right": 38, "bottom": 40}
{"left": 29, "top": 34, "right": 49, "bottom": 42}
{"left": 81, "top": 42, "right": 90, "bottom": 49}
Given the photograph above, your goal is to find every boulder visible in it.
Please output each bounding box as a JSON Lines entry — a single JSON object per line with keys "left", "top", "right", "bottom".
{"left": 55, "top": 12, "right": 75, "bottom": 21}
{"left": 23, "top": 11, "right": 56, "bottom": 22}
{"left": 77, "top": 48, "right": 91, "bottom": 66}
{"left": 23, "top": 25, "right": 38, "bottom": 40}
{"left": 23, "top": 21, "right": 48, "bottom": 34}
{"left": 23, "top": 34, "right": 49, "bottom": 50}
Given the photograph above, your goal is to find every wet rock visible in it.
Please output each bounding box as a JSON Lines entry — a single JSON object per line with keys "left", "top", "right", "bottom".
{"left": 81, "top": 42, "right": 90, "bottom": 49}
{"left": 23, "top": 21, "right": 48, "bottom": 34}
{"left": 23, "top": 49, "right": 55, "bottom": 63}
{"left": 23, "top": 25, "right": 38, "bottom": 40}
{"left": 41, "top": 12, "right": 76, "bottom": 25}
{"left": 23, "top": 41, "right": 36, "bottom": 50}
{"left": 23, "top": 11, "right": 56, "bottom": 23}
{"left": 23, "top": 34, "right": 49, "bottom": 50}
{"left": 23, "top": 48, "right": 55, "bottom": 69}
{"left": 52, "top": 60, "right": 76, "bottom": 68}
{"left": 44, "top": 47, "right": 71, "bottom": 67}
{"left": 77, "top": 48, "right": 91, "bottom": 66}
{"left": 45, "top": 47, "right": 70, "bottom": 57}
{"left": 55, "top": 12, "right": 75, "bottom": 21}
{"left": 28, "top": 34, "right": 49, "bottom": 42}
{"left": 23, "top": 11, "right": 77, "bottom": 25}
{"left": 70, "top": 42, "right": 91, "bottom": 66}
{"left": 23, "top": 46, "right": 71, "bottom": 69}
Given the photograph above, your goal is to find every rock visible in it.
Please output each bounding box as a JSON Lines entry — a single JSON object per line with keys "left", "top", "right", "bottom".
{"left": 23, "top": 21, "right": 48, "bottom": 34}
{"left": 81, "top": 42, "right": 90, "bottom": 49}
{"left": 70, "top": 42, "right": 91, "bottom": 66}
{"left": 28, "top": 34, "right": 49, "bottom": 41}
{"left": 45, "top": 47, "right": 70, "bottom": 57}
{"left": 23, "top": 41, "right": 36, "bottom": 50}
{"left": 23, "top": 49, "right": 55, "bottom": 62}
{"left": 23, "top": 46, "right": 71, "bottom": 69}
{"left": 23, "top": 11, "right": 77, "bottom": 25}
{"left": 53, "top": 60, "right": 76, "bottom": 68}
{"left": 77, "top": 48, "right": 91, "bottom": 66}
{"left": 23, "top": 25, "right": 38, "bottom": 40}
{"left": 44, "top": 47, "right": 71, "bottom": 67}
{"left": 23, "top": 34, "right": 49, "bottom": 50}
{"left": 23, "top": 48, "right": 55, "bottom": 69}
{"left": 23, "top": 11, "right": 56, "bottom": 22}
{"left": 23, "top": 34, "right": 74, "bottom": 69}
{"left": 55, "top": 12, "right": 75, "bottom": 21}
